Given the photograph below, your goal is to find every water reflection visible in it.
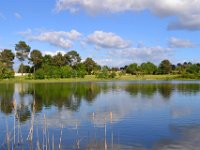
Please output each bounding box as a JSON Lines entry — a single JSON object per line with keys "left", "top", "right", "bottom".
{"left": 0, "top": 84, "right": 14, "bottom": 115}
{"left": 152, "top": 125, "right": 200, "bottom": 150}
{"left": 0, "top": 81, "right": 200, "bottom": 149}
{"left": 0, "top": 82, "right": 200, "bottom": 122}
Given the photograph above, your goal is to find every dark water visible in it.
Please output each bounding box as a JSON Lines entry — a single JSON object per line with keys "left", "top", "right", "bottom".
{"left": 0, "top": 81, "right": 200, "bottom": 150}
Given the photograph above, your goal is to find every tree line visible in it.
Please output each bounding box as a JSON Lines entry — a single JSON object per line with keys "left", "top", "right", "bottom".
{"left": 0, "top": 41, "right": 200, "bottom": 79}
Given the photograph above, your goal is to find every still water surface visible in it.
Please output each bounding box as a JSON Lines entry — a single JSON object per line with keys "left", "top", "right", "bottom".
{"left": 0, "top": 81, "right": 200, "bottom": 149}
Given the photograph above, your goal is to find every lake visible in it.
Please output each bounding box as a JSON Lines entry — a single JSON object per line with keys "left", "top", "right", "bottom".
{"left": 0, "top": 81, "right": 200, "bottom": 150}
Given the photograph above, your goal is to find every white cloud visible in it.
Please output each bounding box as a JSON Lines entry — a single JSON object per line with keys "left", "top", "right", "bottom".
{"left": 14, "top": 12, "right": 22, "bottom": 19}
{"left": 94, "top": 45, "right": 172, "bottom": 67}
{"left": 153, "top": 126, "right": 200, "bottom": 150}
{"left": 19, "top": 29, "right": 82, "bottom": 49}
{"left": 96, "top": 59, "right": 133, "bottom": 67}
{"left": 168, "top": 37, "right": 196, "bottom": 48}
{"left": 109, "top": 46, "right": 172, "bottom": 64}
{"left": 43, "top": 50, "right": 66, "bottom": 56}
{"left": 55, "top": 0, "right": 200, "bottom": 30}
{"left": 86, "top": 31, "right": 131, "bottom": 49}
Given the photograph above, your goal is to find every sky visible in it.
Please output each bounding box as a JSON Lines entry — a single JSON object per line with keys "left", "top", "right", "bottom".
{"left": 0, "top": 0, "right": 200, "bottom": 69}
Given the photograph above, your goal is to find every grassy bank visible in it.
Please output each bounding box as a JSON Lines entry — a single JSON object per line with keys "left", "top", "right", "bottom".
{"left": 0, "top": 74, "right": 188, "bottom": 83}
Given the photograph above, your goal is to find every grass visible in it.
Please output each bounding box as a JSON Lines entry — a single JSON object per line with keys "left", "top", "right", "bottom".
{"left": 0, "top": 74, "right": 186, "bottom": 83}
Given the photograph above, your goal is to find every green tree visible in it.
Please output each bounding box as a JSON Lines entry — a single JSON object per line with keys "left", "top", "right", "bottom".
{"left": 159, "top": 60, "right": 172, "bottom": 74}
{"left": 0, "top": 62, "right": 14, "bottom": 79}
{"left": 140, "top": 62, "right": 157, "bottom": 74}
{"left": 126, "top": 63, "right": 138, "bottom": 75}
{"left": 18, "top": 63, "right": 31, "bottom": 73}
{"left": 83, "top": 57, "right": 98, "bottom": 75}
{"left": 0, "top": 49, "right": 15, "bottom": 69}
{"left": 187, "top": 64, "right": 200, "bottom": 74}
{"left": 67, "top": 50, "right": 81, "bottom": 66}
{"left": 15, "top": 41, "right": 31, "bottom": 75}
{"left": 42, "top": 54, "right": 53, "bottom": 65}
{"left": 29, "top": 49, "right": 43, "bottom": 73}
{"left": 52, "top": 52, "right": 66, "bottom": 67}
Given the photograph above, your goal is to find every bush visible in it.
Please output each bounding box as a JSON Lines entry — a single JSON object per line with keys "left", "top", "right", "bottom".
{"left": 76, "top": 70, "right": 86, "bottom": 78}
{"left": 30, "top": 64, "right": 87, "bottom": 80}
{"left": 181, "top": 73, "right": 200, "bottom": 79}
{"left": 60, "top": 66, "right": 73, "bottom": 78}
{"left": 34, "top": 69, "right": 45, "bottom": 79}
{"left": 109, "top": 72, "right": 117, "bottom": 78}
{"left": 0, "top": 69, "right": 14, "bottom": 79}
{"left": 96, "top": 69, "right": 117, "bottom": 79}
{"left": 25, "top": 73, "right": 34, "bottom": 80}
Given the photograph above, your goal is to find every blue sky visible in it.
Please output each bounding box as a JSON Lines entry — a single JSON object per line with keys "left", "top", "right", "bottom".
{"left": 0, "top": 0, "right": 200, "bottom": 69}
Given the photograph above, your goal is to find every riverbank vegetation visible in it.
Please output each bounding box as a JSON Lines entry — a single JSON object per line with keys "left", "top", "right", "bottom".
{"left": 0, "top": 41, "right": 200, "bottom": 81}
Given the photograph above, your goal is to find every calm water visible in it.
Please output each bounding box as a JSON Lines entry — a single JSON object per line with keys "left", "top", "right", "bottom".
{"left": 1, "top": 81, "right": 200, "bottom": 150}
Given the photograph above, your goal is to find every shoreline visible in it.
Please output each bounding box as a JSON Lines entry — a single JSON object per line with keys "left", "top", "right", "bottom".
{"left": 0, "top": 75, "right": 199, "bottom": 83}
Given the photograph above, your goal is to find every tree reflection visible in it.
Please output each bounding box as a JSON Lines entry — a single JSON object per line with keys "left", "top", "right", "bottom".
{"left": 0, "top": 84, "right": 14, "bottom": 115}
{"left": 125, "top": 84, "right": 158, "bottom": 98}
{"left": 177, "top": 84, "right": 200, "bottom": 95}
{"left": 158, "top": 84, "right": 174, "bottom": 100}
{"left": 25, "top": 83, "right": 103, "bottom": 112}
{"left": 0, "top": 82, "right": 200, "bottom": 123}
{"left": 125, "top": 83, "right": 176, "bottom": 100}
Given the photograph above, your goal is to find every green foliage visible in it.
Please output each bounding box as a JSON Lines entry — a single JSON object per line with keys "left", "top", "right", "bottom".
{"left": 18, "top": 63, "right": 31, "bottom": 73}
{"left": 159, "top": 60, "right": 172, "bottom": 74}
{"left": 76, "top": 69, "right": 86, "bottom": 78}
{"left": 0, "top": 50, "right": 15, "bottom": 79}
{"left": 181, "top": 73, "right": 200, "bottom": 79}
{"left": 67, "top": 50, "right": 81, "bottom": 66}
{"left": 186, "top": 64, "right": 200, "bottom": 74}
{"left": 29, "top": 49, "right": 43, "bottom": 70}
{"left": 15, "top": 41, "right": 31, "bottom": 62}
{"left": 0, "top": 68, "right": 14, "bottom": 79}
{"left": 34, "top": 69, "right": 45, "bottom": 79}
{"left": 0, "top": 49, "right": 15, "bottom": 69}
{"left": 126, "top": 63, "right": 138, "bottom": 75}
{"left": 15, "top": 41, "right": 31, "bottom": 74}
{"left": 34, "top": 65, "right": 86, "bottom": 79}
{"left": 42, "top": 54, "right": 53, "bottom": 66}
{"left": 60, "top": 66, "right": 73, "bottom": 78}
{"left": 52, "top": 52, "right": 66, "bottom": 67}
{"left": 25, "top": 73, "right": 34, "bottom": 80}
{"left": 83, "top": 57, "right": 98, "bottom": 75}
{"left": 96, "top": 68, "right": 116, "bottom": 79}
{"left": 2, "top": 41, "right": 200, "bottom": 80}
{"left": 109, "top": 72, "right": 117, "bottom": 78}
{"left": 140, "top": 62, "right": 157, "bottom": 74}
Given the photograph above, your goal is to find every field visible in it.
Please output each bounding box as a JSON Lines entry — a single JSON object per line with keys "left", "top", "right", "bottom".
{"left": 0, "top": 74, "right": 185, "bottom": 83}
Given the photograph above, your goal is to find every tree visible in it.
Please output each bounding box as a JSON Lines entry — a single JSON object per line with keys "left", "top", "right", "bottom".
{"left": 15, "top": 41, "right": 31, "bottom": 75}
{"left": 52, "top": 52, "right": 66, "bottom": 67}
{"left": 29, "top": 50, "right": 43, "bottom": 73}
{"left": 83, "top": 57, "right": 98, "bottom": 75}
{"left": 67, "top": 50, "right": 81, "bottom": 66}
{"left": 0, "top": 49, "right": 15, "bottom": 69}
{"left": 42, "top": 54, "right": 53, "bottom": 66}
{"left": 0, "top": 62, "right": 14, "bottom": 79}
{"left": 187, "top": 64, "right": 200, "bottom": 74}
{"left": 126, "top": 63, "right": 138, "bottom": 75}
{"left": 18, "top": 63, "right": 31, "bottom": 73}
{"left": 159, "top": 60, "right": 172, "bottom": 74}
{"left": 140, "top": 62, "right": 157, "bottom": 74}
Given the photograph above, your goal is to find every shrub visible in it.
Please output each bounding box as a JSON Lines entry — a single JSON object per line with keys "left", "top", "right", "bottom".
{"left": 60, "top": 66, "right": 73, "bottom": 78}
{"left": 96, "top": 69, "right": 117, "bottom": 79}
{"left": 0, "top": 69, "right": 14, "bottom": 79}
{"left": 34, "top": 69, "right": 45, "bottom": 79}
{"left": 109, "top": 72, "right": 117, "bottom": 78}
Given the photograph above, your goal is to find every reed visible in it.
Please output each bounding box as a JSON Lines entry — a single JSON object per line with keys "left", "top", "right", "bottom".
{"left": 58, "top": 125, "right": 63, "bottom": 150}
